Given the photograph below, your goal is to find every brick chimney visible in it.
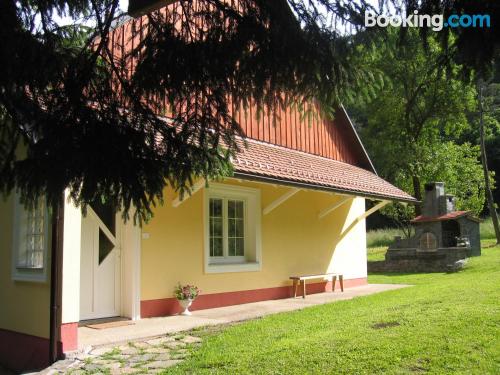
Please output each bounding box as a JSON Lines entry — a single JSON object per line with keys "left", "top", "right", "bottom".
{"left": 422, "top": 182, "right": 445, "bottom": 217}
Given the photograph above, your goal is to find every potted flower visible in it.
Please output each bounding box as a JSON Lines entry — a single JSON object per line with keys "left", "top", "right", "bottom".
{"left": 174, "top": 283, "right": 200, "bottom": 316}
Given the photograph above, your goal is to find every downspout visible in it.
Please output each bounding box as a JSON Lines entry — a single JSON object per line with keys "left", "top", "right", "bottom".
{"left": 49, "top": 193, "right": 65, "bottom": 364}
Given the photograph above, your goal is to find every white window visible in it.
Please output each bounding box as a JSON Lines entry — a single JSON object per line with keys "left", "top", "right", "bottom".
{"left": 12, "top": 196, "right": 49, "bottom": 282}
{"left": 205, "top": 183, "right": 261, "bottom": 273}
{"left": 209, "top": 198, "right": 245, "bottom": 261}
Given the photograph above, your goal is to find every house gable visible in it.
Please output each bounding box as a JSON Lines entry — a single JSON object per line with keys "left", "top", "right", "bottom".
{"left": 107, "top": 2, "right": 376, "bottom": 172}
{"left": 229, "top": 101, "right": 375, "bottom": 172}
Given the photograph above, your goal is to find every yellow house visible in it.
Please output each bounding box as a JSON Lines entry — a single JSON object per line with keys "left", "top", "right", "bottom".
{"left": 0, "top": 104, "right": 415, "bottom": 372}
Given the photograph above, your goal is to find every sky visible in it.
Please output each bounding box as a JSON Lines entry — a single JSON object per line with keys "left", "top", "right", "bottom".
{"left": 117, "top": 0, "right": 129, "bottom": 14}
{"left": 54, "top": 0, "right": 129, "bottom": 26}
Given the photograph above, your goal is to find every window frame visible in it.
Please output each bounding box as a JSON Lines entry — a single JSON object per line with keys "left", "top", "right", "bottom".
{"left": 208, "top": 196, "right": 247, "bottom": 263}
{"left": 11, "top": 194, "right": 50, "bottom": 282}
{"left": 204, "top": 183, "right": 261, "bottom": 274}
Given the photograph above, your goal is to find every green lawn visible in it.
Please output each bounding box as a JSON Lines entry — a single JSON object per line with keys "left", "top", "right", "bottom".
{"left": 367, "top": 245, "right": 387, "bottom": 262}
{"left": 164, "top": 246, "right": 500, "bottom": 374}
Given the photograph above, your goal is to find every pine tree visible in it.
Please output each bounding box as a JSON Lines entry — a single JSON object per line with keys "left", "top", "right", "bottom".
{"left": 1, "top": 0, "right": 498, "bottom": 221}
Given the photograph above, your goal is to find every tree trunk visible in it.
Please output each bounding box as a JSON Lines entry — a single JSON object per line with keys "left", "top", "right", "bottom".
{"left": 478, "top": 83, "right": 500, "bottom": 244}
{"left": 412, "top": 175, "right": 422, "bottom": 216}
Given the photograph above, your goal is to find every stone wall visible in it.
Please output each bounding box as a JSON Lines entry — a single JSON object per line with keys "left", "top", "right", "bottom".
{"left": 369, "top": 247, "right": 468, "bottom": 273}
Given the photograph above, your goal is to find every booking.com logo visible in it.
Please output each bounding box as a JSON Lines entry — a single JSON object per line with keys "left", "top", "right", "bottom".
{"left": 365, "top": 11, "right": 491, "bottom": 31}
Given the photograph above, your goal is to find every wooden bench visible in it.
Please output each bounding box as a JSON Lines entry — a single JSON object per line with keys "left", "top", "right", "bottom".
{"left": 290, "top": 273, "right": 344, "bottom": 298}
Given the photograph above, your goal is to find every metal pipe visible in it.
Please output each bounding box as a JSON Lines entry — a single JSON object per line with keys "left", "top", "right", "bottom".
{"left": 49, "top": 194, "right": 65, "bottom": 364}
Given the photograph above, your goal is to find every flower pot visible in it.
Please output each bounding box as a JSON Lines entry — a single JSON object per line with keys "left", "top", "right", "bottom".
{"left": 178, "top": 299, "right": 193, "bottom": 315}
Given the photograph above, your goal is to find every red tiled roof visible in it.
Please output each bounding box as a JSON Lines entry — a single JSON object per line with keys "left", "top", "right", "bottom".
{"left": 232, "top": 138, "right": 416, "bottom": 202}
{"left": 411, "top": 211, "right": 471, "bottom": 223}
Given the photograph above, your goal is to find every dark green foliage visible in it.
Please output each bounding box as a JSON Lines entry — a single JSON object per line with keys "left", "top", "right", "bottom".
{"left": 1, "top": 0, "right": 499, "bottom": 222}
{"left": 0, "top": 0, "right": 380, "bottom": 222}
{"left": 350, "top": 29, "right": 486, "bottom": 218}
{"left": 374, "top": 0, "right": 500, "bottom": 80}
{"left": 416, "top": 0, "right": 500, "bottom": 79}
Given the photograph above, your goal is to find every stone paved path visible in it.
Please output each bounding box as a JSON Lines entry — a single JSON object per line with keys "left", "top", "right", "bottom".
{"left": 41, "top": 334, "right": 202, "bottom": 374}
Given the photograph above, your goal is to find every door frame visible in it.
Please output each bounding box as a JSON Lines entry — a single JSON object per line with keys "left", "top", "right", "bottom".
{"left": 120, "top": 216, "right": 142, "bottom": 320}
{"left": 59, "top": 194, "right": 142, "bottom": 352}
{"left": 62, "top": 204, "right": 142, "bottom": 324}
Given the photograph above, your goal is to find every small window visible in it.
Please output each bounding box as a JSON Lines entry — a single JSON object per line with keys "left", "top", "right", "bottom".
{"left": 205, "top": 183, "right": 261, "bottom": 273}
{"left": 209, "top": 198, "right": 224, "bottom": 257}
{"left": 12, "top": 195, "right": 49, "bottom": 282}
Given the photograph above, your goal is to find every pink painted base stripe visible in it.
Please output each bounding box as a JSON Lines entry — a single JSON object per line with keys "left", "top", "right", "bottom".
{"left": 60, "top": 322, "right": 78, "bottom": 352}
{"left": 0, "top": 328, "right": 49, "bottom": 372}
{"left": 141, "top": 277, "right": 367, "bottom": 318}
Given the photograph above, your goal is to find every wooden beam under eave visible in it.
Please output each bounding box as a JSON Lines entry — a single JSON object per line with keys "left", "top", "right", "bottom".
{"left": 338, "top": 200, "right": 390, "bottom": 241}
{"left": 172, "top": 179, "right": 206, "bottom": 208}
{"left": 357, "top": 200, "right": 390, "bottom": 222}
{"left": 263, "top": 188, "right": 300, "bottom": 215}
{"left": 318, "top": 196, "right": 352, "bottom": 219}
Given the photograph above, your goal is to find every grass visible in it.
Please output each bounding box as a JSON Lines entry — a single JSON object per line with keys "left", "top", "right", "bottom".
{"left": 367, "top": 245, "right": 388, "bottom": 262}
{"left": 366, "top": 227, "right": 406, "bottom": 248}
{"left": 480, "top": 217, "right": 497, "bottom": 240}
{"left": 163, "top": 246, "right": 500, "bottom": 374}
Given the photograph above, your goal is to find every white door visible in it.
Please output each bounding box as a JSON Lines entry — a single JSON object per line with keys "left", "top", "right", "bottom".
{"left": 80, "top": 205, "right": 121, "bottom": 320}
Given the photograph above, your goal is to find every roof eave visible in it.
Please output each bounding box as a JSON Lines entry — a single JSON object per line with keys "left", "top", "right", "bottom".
{"left": 233, "top": 171, "right": 418, "bottom": 204}
{"left": 411, "top": 211, "right": 482, "bottom": 223}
